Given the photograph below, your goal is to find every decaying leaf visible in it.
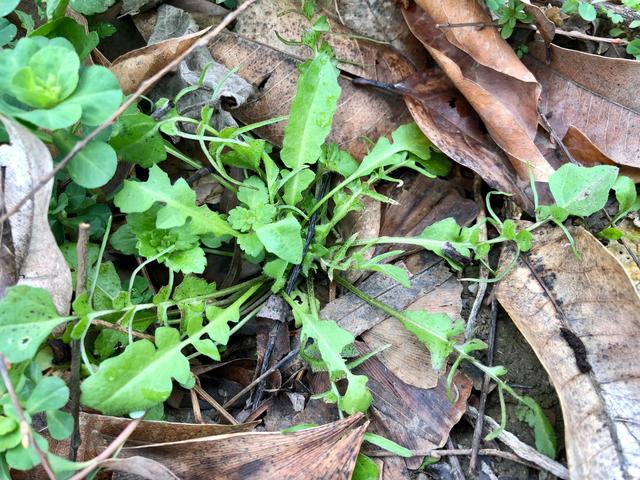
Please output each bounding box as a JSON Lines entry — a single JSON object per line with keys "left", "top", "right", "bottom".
{"left": 117, "top": 414, "right": 367, "bottom": 479}
{"left": 96, "top": 456, "right": 180, "bottom": 480}
{"left": 496, "top": 226, "right": 640, "bottom": 479}
{"left": 209, "top": 31, "right": 413, "bottom": 159}
{"left": 317, "top": 0, "right": 427, "bottom": 68}
{"left": 525, "top": 41, "right": 640, "bottom": 174}
{"left": 110, "top": 26, "right": 209, "bottom": 93}
{"left": 0, "top": 117, "right": 72, "bottom": 314}
{"left": 402, "top": 2, "right": 554, "bottom": 182}
{"left": 236, "top": 0, "right": 414, "bottom": 81}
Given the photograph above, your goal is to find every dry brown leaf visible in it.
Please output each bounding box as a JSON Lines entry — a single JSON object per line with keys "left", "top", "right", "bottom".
{"left": 118, "top": 414, "right": 367, "bottom": 479}
{"left": 209, "top": 31, "right": 413, "bottom": 159}
{"left": 495, "top": 226, "right": 640, "bottom": 479}
{"left": 236, "top": 0, "right": 414, "bottom": 81}
{"left": 521, "top": 0, "right": 556, "bottom": 45}
{"left": 0, "top": 117, "right": 72, "bottom": 314}
{"left": 403, "top": 2, "right": 554, "bottom": 181}
{"left": 96, "top": 456, "right": 180, "bottom": 480}
{"left": 317, "top": 0, "right": 427, "bottom": 68}
{"left": 110, "top": 27, "right": 209, "bottom": 94}
{"left": 525, "top": 41, "right": 640, "bottom": 174}
{"left": 378, "top": 172, "right": 479, "bottom": 242}
{"left": 356, "top": 341, "right": 471, "bottom": 470}
{"left": 398, "top": 69, "right": 534, "bottom": 211}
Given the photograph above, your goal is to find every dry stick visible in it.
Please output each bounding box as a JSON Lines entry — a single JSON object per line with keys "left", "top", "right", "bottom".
{"left": 223, "top": 348, "right": 299, "bottom": 411}
{"left": 67, "top": 417, "right": 142, "bottom": 480}
{"left": 0, "top": 354, "right": 56, "bottom": 480}
{"left": 466, "top": 406, "right": 569, "bottom": 479}
{"left": 69, "top": 223, "right": 91, "bottom": 461}
{"left": 367, "top": 448, "right": 539, "bottom": 468}
{"left": 0, "top": 0, "right": 260, "bottom": 226}
{"left": 190, "top": 388, "right": 203, "bottom": 424}
{"left": 447, "top": 438, "right": 466, "bottom": 480}
{"left": 465, "top": 175, "right": 488, "bottom": 340}
{"left": 193, "top": 384, "right": 238, "bottom": 425}
{"left": 469, "top": 293, "right": 498, "bottom": 472}
{"left": 437, "top": 21, "right": 629, "bottom": 45}
{"left": 537, "top": 109, "right": 580, "bottom": 166}
{"left": 91, "top": 318, "right": 155, "bottom": 341}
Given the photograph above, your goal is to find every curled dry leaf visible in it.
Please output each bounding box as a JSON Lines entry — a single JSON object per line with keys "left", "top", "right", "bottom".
{"left": 399, "top": 70, "right": 534, "bottom": 210}
{"left": 110, "top": 27, "right": 209, "bottom": 94}
{"left": 96, "top": 456, "right": 180, "bottom": 480}
{"left": 0, "top": 117, "right": 72, "bottom": 314}
{"left": 525, "top": 41, "right": 640, "bottom": 176}
{"left": 402, "top": 2, "right": 554, "bottom": 182}
{"left": 495, "top": 226, "right": 640, "bottom": 479}
{"left": 236, "top": 0, "right": 416, "bottom": 81}
{"left": 209, "top": 31, "right": 413, "bottom": 159}
{"left": 119, "top": 414, "right": 367, "bottom": 479}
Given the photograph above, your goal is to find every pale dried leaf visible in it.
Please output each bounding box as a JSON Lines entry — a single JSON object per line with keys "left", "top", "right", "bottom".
{"left": 98, "top": 456, "right": 180, "bottom": 479}
{"left": 496, "top": 226, "right": 640, "bottom": 479}
{"left": 0, "top": 117, "right": 72, "bottom": 314}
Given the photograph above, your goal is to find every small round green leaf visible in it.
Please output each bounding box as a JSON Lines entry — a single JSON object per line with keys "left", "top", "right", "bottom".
{"left": 54, "top": 131, "right": 117, "bottom": 188}
{"left": 26, "top": 377, "right": 69, "bottom": 413}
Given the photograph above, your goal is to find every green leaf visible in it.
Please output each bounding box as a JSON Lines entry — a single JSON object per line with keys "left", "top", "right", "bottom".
{"left": 627, "top": 39, "right": 640, "bottom": 59}
{"left": 81, "top": 327, "right": 191, "bottom": 415}
{"left": 69, "top": 0, "right": 117, "bottom": 15}
{"left": 341, "top": 373, "right": 372, "bottom": 414}
{"left": 26, "top": 376, "right": 69, "bottom": 413}
{"left": 0, "top": 18, "right": 17, "bottom": 47}
{"left": 13, "top": 100, "right": 82, "bottom": 130}
{"left": 173, "top": 275, "right": 216, "bottom": 301}
{"left": 30, "top": 17, "right": 99, "bottom": 59}
{"left": 109, "top": 108, "right": 166, "bottom": 167}
{"left": 110, "top": 224, "right": 138, "bottom": 255}
{"left": 613, "top": 175, "right": 637, "bottom": 216}
{"left": 115, "top": 165, "right": 236, "bottom": 237}
{"left": 280, "top": 52, "right": 341, "bottom": 170}
{"left": 352, "top": 455, "right": 379, "bottom": 480}
{"left": 5, "top": 434, "right": 48, "bottom": 471}
{"left": 237, "top": 232, "right": 265, "bottom": 258}
{"left": 0, "top": 417, "right": 17, "bottom": 436}
{"left": 283, "top": 168, "right": 315, "bottom": 206}
{"left": 578, "top": 1, "right": 597, "bottom": 21}
{"left": 502, "top": 219, "right": 517, "bottom": 240}
{"left": 548, "top": 164, "right": 618, "bottom": 217}
{"left": 46, "top": 410, "right": 73, "bottom": 440}
{"left": 0, "top": 0, "right": 19, "bottom": 16}
{"left": 53, "top": 131, "right": 117, "bottom": 188}
{"left": 0, "top": 286, "right": 66, "bottom": 363}
{"left": 264, "top": 258, "right": 288, "bottom": 292}
{"left": 401, "top": 310, "right": 464, "bottom": 371}
{"left": 363, "top": 433, "right": 411, "bottom": 457}
{"left": 515, "top": 230, "right": 533, "bottom": 252}
{"left": 255, "top": 215, "right": 303, "bottom": 264}
{"left": 10, "top": 45, "right": 79, "bottom": 108}
{"left": 66, "top": 65, "right": 123, "bottom": 126}
{"left": 517, "top": 397, "right": 557, "bottom": 459}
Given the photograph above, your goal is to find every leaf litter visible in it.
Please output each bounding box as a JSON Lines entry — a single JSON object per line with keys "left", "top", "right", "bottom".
{"left": 0, "top": 0, "right": 639, "bottom": 479}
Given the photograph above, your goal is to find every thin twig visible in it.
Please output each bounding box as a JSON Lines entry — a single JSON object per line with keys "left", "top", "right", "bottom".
{"left": 193, "top": 384, "right": 238, "bottom": 425}
{"left": 0, "top": 354, "right": 56, "bottom": 480}
{"left": 447, "top": 438, "right": 466, "bottom": 480}
{"left": 250, "top": 174, "right": 331, "bottom": 411}
{"left": 190, "top": 388, "right": 203, "bottom": 424}
{"left": 91, "top": 318, "right": 155, "bottom": 341}
{"left": 466, "top": 406, "right": 569, "bottom": 479}
{"left": 135, "top": 257, "right": 157, "bottom": 295}
{"left": 465, "top": 175, "right": 488, "bottom": 340}
{"left": 437, "top": 21, "right": 497, "bottom": 29}
{"left": 0, "top": 0, "right": 261, "bottom": 226}
{"left": 537, "top": 109, "right": 580, "bottom": 166}
{"left": 469, "top": 293, "right": 498, "bottom": 472}
{"left": 68, "top": 417, "right": 142, "bottom": 480}
{"left": 224, "top": 348, "right": 299, "bottom": 411}
{"left": 69, "top": 223, "right": 91, "bottom": 461}
{"left": 366, "top": 447, "right": 546, "bottom": 470}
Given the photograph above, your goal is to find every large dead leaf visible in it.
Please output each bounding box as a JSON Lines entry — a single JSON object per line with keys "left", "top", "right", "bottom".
{"left": 402, "top": 2, "right": 554, "bottom": 181}
{"left": 235, "top": 0, "right": 414, "bottom": 81}
{"left": 317, "top": 0, "right": 427, "bottom": 68}
{"left": 495, "top": 226, "right": 640, "bottom": 479}
{"left": 398, "top": 70, "right": 535, "bottom": 211}
{"left": 0, "top": 117, "right": 72, "bottom": 313}
{"left": 110, "top": 27, "right": 209, "bottom": 93}
{"left": 117, "top": 414, "right": 367, "bottom": 479}
{"left": 209, "top": 31, "right": 413, "bottom": 159}
{"left": 525, "top": 41, "right": 640, "bottom": 173}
